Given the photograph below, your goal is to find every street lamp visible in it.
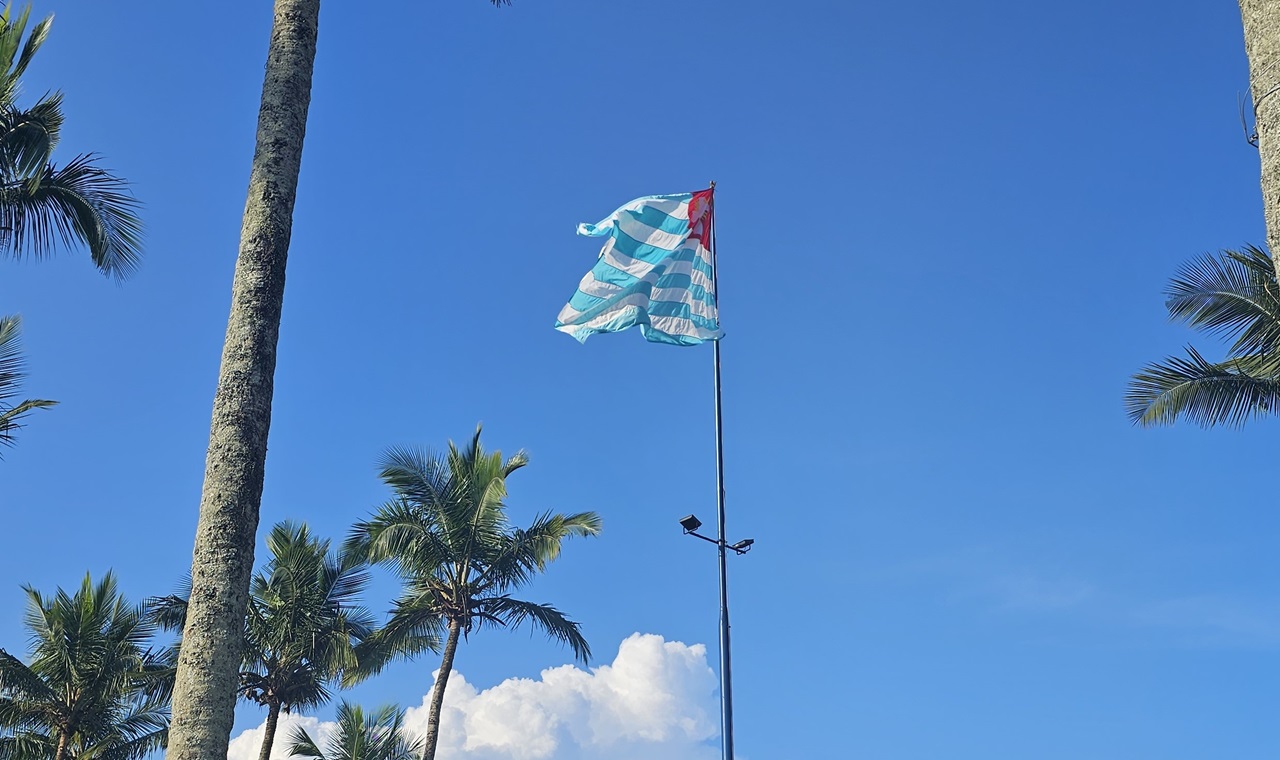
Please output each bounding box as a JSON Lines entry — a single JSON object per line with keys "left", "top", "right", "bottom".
{"left": 679, "top": 514, "right": 755, "bottom": 555}
{"left": 678, "top": 513, "right": 754, "bottom": 760}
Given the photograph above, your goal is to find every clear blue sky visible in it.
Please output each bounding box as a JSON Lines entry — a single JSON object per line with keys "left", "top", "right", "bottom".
{"left": 3, "top": 1, "right": 1278, "bottom": 757}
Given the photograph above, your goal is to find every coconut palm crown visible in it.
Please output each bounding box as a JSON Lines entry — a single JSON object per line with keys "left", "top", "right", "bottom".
{"left": 287, "top": 702, "right": 423, "bottom": 760}
{"left": 345, "top": 425, "right": 600, "bottom": 760}
{"left": 0, "top": 572, "right": 170, "bottom": 760}
{"left": 150, "top": 521, "right": 378, "bottom": 760}
{"left": 1127, "top": 244, "right": 1280, "bottom": 427}
{"left": 0, "top": 4, "right": 142, "bottom": 278}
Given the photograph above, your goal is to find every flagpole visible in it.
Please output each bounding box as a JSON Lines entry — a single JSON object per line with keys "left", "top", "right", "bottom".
{"left": 708, "top": 182, "right": 735, "bottom": 760}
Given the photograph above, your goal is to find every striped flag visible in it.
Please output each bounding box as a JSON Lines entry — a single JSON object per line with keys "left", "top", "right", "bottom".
{"left": 554, "top": 188, "right": 722, "bottom": 346}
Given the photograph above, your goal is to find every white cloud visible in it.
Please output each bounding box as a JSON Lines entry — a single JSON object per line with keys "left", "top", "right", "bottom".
{"left": 227, "top": 633, "right": 720, "bottom": 760}
{"left": 228, "top": 712, "right": 331, "bottom": 760}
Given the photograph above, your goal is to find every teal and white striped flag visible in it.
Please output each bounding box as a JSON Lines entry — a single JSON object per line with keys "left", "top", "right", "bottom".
{"left": 554, "top": 188, "right": 722, "bottom": 346}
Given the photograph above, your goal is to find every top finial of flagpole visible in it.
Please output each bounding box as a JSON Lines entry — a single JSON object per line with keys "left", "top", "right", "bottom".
{"left": 709, "top": 180, "right": 716, "bottom": 189}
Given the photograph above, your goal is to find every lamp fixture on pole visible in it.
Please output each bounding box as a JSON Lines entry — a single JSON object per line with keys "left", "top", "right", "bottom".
{"left": 679, "top": 514, "right": 755, "bottom": 555}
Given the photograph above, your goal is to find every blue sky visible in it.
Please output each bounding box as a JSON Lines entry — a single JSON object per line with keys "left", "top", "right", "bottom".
{"left": 3, "top": 0, "right": 1279, "bottom": 757}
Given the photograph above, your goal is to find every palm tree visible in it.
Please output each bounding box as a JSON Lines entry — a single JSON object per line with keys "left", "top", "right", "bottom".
{"left": 165, "top": 6, "right": 323, "bottom": 753}
{"left": 1127, "top": 244, "right": 1280, "bottom": 426}
{"left": 152, "top": 521, "right": 379, "bottom": 760}
{"left": 0, "top": 314, "right": 54, "bottom": 456}
{"left": 1239, "top": 2, "right": 1280, "bottom": 284}
{"left": 171, "top": 2, "right": 516, "bottom": 756}
{"left": 346, "top": 426, "right": 600, "bottom": 760}
{"left": 286, "top": 702, "right": 423, "bottom": 760}
{"left": 0, "top": 572, "right": 170, "bottom": 760}
{"left": 0, "top": 4, "right": 142, "bottom": 278}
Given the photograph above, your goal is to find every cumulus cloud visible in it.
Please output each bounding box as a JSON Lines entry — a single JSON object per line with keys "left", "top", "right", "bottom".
{"left": 228, "top": 712, "right": 332, "bottom": 760}
{"left": 227, "top": 633, "right": 719, "bottom": 760}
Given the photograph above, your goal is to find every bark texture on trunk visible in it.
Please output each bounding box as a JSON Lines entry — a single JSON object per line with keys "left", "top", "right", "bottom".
{"left": 421, "top": 619, "right": 462, "bottom": 760}
{"left": 258, "top": 700, "right": 282, "bottom": 760}
{"left": 166, "top": 2, "right": 320, "bottom": 759}
{"left": 1241, "top": 0, "right": 1280, "bottom": 279}
{"left": 53, "top": 730, "right": 68, "bottom": 760}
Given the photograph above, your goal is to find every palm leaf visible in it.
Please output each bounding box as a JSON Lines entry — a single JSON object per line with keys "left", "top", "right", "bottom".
{"left": 476, "top": 511, "right": 601, "bottom": 592}
{"left": 0, "top": 315, "right": 55, "bottom": 456}
{"left": 0, "top": 152, "right": 142, "bottom": 278}
{"left": 1126, "top": 346, "right": 1280, "bottom": 427}
{"left": 377, "top": 447, "right": 456, "bottom": 510}
{"left": 473, "top": 596, "right": 590, "bottom": 663}
{"left": 0, "top": 732, "right": 55, "bottom": 760}
{"left": 0, "top": 5, "right": 48, "bottom": 86}
{"left": 0, "top": 95, "right": 62, "bottom": 181}
{"left": 342, "top": 588, "right": 443, "bottom": 687}
{"left": 287, "top": 723, "right": 327, "bottom": 760}
{"left": 0, "top": 4, "right": 49, "bottom": 106}
{"left": 0, "top": 396, "right": 54, "bottom": 452}
{"left": 0, "top": 651, "right": 53, "bottom": 705}
{"left": 347, "top": 499, "right": 456, "bottom": 575}
{"left": 145, "top": 589, "right": 190, "bottom": 634}
{"left": 1164, "top": 245, "right": 1280, "bottom": 358}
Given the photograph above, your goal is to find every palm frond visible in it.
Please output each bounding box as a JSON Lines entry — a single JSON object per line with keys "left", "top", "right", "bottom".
{"left": 0, "top": 396, "right": 54, "bottom": 453}
{"left": 1164, "top": 245, "right": 1280, "bottom": 358}
{"left": 0, "top": 314, "right": 26, "bottom": 404}
{"left": 0, "top": 732, "right": 55, "bottom": 760}
{"left": 476, "top": 511, "right": 601, "bottom": 593}
{"left": 91, "top": 727, "right": 169, "bottom": 760}
{"left": 347, "top": 499, "right": 455, "bottom": 573}
{"left": 11, "top": 13, "right": 50, "bottom": 90}
{"left": 0, "top": 152, "right": 143, "bottom": 278}
{"left": 377, "top": 446, "right": 455, "bottom": 508}
{"left": 144, "top": 586, "right": 190, "bottom": 633}
{"left": 351, "top": 589, "right": 446, "bottom": 680}
{"left": 0, "top": 650, "right": 53, "bottom": 704}
{"left": 0, "top": 94, "right": 62, "bottom": 181}
{"left": 0, "top": 5, "right": 46, "bottom": 78}
{"left": 501, "top": 449, "right": 529, "bottom": 477}
{"left": 96, "top": 695, "right": 169, "bottom": 759}
{"left": 1127, "top": 346, "right": 1280, "bottom": 427}
{"left": 473, "top": 596, "right": 590, "bottom": 663}
{"left": 0, "top": 315, "right": 55, "bottom": 456}
{"left": 0, "top": 4, "right": 50, "bottom": 105}
{"left": 287, "top": 723, "right": 327, "bottom": 760}
{"left": 133, "top": 650, "right": 176, "bottom": 703}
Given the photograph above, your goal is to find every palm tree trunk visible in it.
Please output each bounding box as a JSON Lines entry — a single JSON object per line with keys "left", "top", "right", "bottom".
{"left": 52, "top": 730, "right": 68, "bottom": 760}
{"left": 1240, "top": 1, "right": 1280, "bottom": 280}
{"left": 258, "top": 700, "right": 283, "bottom": 760}
{"left": 166, "top": 2, "right": 320, "bottom": 759}
{"left": 421, "top": 618, "right": 462, "bottom": 760}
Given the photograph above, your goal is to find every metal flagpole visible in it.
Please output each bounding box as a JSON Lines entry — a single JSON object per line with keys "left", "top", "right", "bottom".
{"left": 708, "top": 182, "right": 735, "bottom": 760}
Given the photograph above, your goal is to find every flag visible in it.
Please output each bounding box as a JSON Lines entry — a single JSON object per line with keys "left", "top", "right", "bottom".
{"left": 554, "top": 188, "right": 722, "bottom": 346}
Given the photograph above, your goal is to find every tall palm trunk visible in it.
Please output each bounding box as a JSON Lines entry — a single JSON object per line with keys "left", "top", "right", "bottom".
{"left": 166, "top": 2, "right": 320, "bottom": 759}
{"left": 258, "top": 700, "right": 283, "bottom": 760}
{"left": 53, "top": 729, "right": 68, "bottom": 760}
{"left": 422, "top": 618, "right": 462, "bottom": 760}
{"left": 1240, "top": 1, "right": 1280, "bottom": 281}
